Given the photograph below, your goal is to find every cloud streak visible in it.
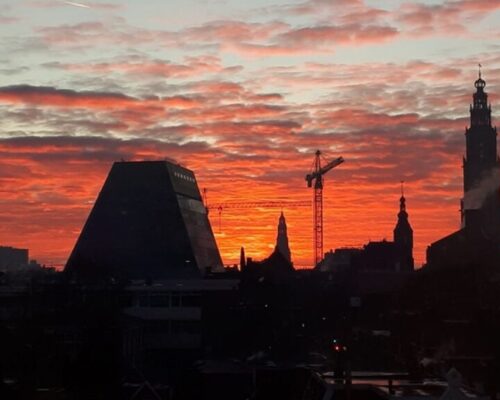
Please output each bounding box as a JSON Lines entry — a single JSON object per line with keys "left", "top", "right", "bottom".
{"left": 63, "top": 1, "right": 91, "bottom": 9}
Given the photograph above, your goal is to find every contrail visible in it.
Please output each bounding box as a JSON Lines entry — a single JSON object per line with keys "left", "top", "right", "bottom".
{"left": 63, "top": 1, "right": 91, "bottom": 8}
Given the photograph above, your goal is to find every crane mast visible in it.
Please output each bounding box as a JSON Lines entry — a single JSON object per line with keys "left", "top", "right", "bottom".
{"left": 305, "top": 150, "right": 344, "bottom": 267}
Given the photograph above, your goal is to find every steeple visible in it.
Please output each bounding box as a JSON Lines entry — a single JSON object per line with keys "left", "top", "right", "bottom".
{"left": 240, "top": 246, "right": 246, "bottom": 271}
{"left": 275, "top": 212, "right": 291, "bottom": 262}
{"left": 470, "top": 64, "right": 491, "bottom": 127}
{"left": 463, "top": 68, "right": 499, "bottom": 211}
{"left": 393, "top": 183, "right": 414, "bottom": 270}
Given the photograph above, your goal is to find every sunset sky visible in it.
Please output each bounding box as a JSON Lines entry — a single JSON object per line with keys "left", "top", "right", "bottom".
{"left": 1, "top": 0, "right": 500, "bottom": 268}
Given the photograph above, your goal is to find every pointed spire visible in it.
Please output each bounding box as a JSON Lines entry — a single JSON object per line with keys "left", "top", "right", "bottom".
{"left": 471, "top": 66, "right": 490, "bottom": 127}
{"left": 462, "top": 66, "right": 499, "bottom": 229}
{"left": 394, "top": 187, "right": 414, "bottom": 270}
{"left": 474, "top": 64, "right": 486, "bottom": 91}
{"left": 395, "top": 183, "right": 411, "bottom": 227}
{"left": 240, "top": 246, "right": 246, "bottom": 270}
{"left": 400, "top": 181, "right": 406, "bottom": 213}
{"left": 275, "top": 212, "right": 291, "bottom": 262}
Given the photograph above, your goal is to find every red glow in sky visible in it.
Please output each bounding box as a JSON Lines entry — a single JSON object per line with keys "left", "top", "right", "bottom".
{"left": 0, "top": 0, "right": 499, "bottom": 267}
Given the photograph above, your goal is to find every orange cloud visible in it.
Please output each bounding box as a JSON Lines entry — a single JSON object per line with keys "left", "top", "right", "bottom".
{"left": 0, "top": 85, "right": 136, "bottom": 108}
{"left": 47, "top": 55, "right": 242, "bottom": 79}
{"left": 277, "top": 25, "right": 398, "bottom": 47}
{"left": 0, "top": 55, "right": 496, "bottom": 269}
{"left": 34, "top": 15, "right": 400, "bottom": 57}
{"left": 396, "top": 0, "right": 500, "bottom": 37}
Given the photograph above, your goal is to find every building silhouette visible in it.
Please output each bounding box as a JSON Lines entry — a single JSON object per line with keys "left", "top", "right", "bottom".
{"left": 355, "top": 193, "right": 414, "bottom": 273}
{"left": 427, "top": 71, "right": 500, "bottom": 268}
{"left": 65, "top": 160, "right": 223, "bottom": 280}
{"left": 393, "top": 190, "right": 414, "bottom": 270}
{"left": 319, "top": 193, "right": 414, "bottom": 273}
{"left": 242, "top": 212, "right": 294, "bottom": 282}
{"left": 275, "top": 212, "right": 291, "bottom": 263}
{"left": 0, "top": 246, "right": 28, "bottom": 272}
{"left": 462, "top": 68, "right": 500, "bottom": 225}
{"left": 463, "top": 70, "right": 498, "bottom": 189}
{"left": 239, "top": 246, "right": 246, "bottom": 270}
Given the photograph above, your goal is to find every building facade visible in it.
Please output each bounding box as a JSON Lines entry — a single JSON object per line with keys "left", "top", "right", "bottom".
{"left": 65, "top": 161, "right": 224, "bottom": 281}
{"left": 463, "top": 72, "right": 499, "bottom": 192}
{"left": 393, "top": 193, "right": 414, "bottom": 270}
{"left": 427, "top": 71, "right": 500, "bottom": 268}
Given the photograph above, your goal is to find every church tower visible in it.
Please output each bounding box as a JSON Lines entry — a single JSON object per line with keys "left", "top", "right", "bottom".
{"left": 393, "top": 185, "right": 414, "bottom": 270}
{"left": 462, "top": 67, "right": 499, "bottom": 220}
{"left": 275, "top": 212, "right": 291, "bottom": 262}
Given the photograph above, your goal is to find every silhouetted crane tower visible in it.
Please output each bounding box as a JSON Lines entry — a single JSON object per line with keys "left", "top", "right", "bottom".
{"left": 305, "top": 150, "right": 344, "bottom": 266}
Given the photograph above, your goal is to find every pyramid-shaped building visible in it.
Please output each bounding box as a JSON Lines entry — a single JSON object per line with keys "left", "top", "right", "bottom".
{"left": 65, "top": 161, "right": 223, "bottom": 280}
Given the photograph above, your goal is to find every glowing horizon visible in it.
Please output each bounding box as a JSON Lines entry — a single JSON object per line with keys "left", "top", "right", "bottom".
{"left": 1, "top": 0, "right": 500, "bottom": 268}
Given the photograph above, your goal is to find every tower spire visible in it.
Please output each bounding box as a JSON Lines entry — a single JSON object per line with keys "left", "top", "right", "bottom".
{"left": 240, "top": 246, "right": 246, "bottom": 270}
{"left": 398, "top": 180, "right": 406, "bottom": 214}
{"left": 394, "top": 186, "right": 414, "bottom": 270}
{"left": 463, "top": 68, "right": 499, "bottom": 211}
{"left": 275, "top": 212, "right": 291, "bottom": 262}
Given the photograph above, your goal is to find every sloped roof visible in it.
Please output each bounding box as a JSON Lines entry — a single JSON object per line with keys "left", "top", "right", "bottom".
{"left": 65, "top": 161, "right": 223, "bottom": 280}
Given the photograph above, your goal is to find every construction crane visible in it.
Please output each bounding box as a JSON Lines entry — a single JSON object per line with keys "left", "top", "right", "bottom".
{"left": 203, "top": 194, "right": 310, "bottom": 233}
{"left": 305, "top": 150, "right": 344, "bottom": 267}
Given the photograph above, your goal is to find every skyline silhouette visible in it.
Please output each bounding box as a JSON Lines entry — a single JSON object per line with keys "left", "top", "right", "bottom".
{"left": 0, "top": 1, "right": 499, "bottom": 267}
{"left": 2, "top": 3, "right": 500, "bottom": 397}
